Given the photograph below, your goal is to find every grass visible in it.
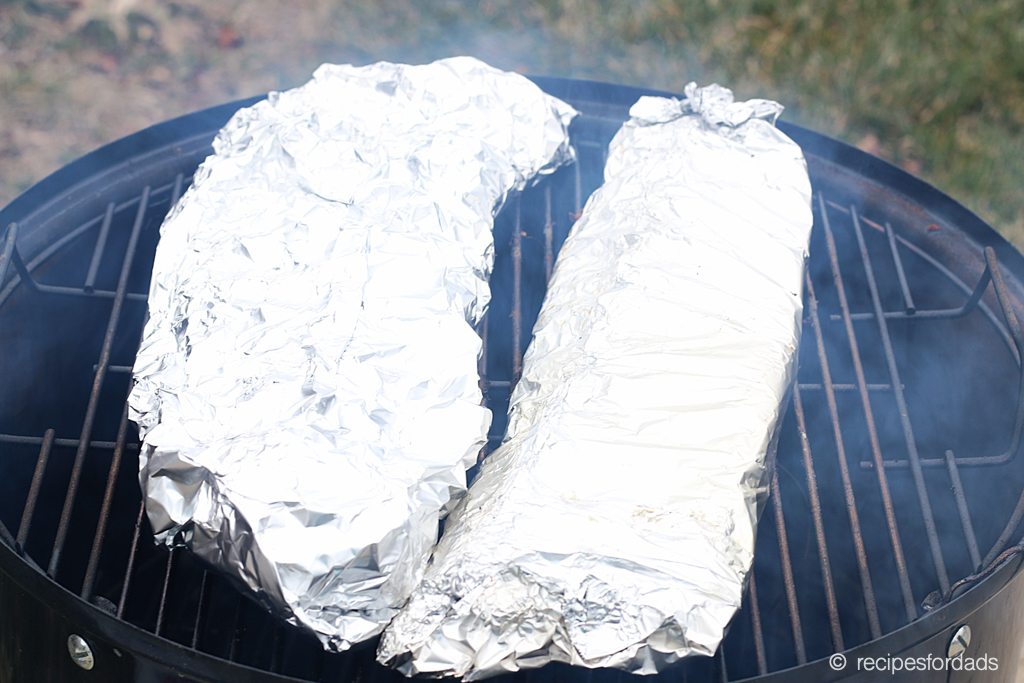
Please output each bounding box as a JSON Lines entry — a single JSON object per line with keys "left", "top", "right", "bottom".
{"left": 1, "top": 0, "right": 1022, "bottom": 244}
{"left": 517, "top": 0, "right": 1024, "bottom": 243}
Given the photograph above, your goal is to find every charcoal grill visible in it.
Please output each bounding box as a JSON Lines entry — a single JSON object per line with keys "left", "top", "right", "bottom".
{"left": 3, "top": 78, "right": 1024, "bottom": 682}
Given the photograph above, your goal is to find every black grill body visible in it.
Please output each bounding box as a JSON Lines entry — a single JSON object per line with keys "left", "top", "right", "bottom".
{"left": 3, "top": 78, "right": 1024, "bottom": 683}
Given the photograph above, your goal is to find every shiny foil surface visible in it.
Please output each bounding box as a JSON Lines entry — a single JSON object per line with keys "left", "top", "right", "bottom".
{"left": 379, "top": 83, "right": 813, "bottom": 679}
{"left": 128, "top": 56, "right": 576, "bottom": 651}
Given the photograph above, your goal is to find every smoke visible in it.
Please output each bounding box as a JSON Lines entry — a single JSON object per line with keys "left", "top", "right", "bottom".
{"left": 3, "top": 3, "right": 1024, "bottom": 676}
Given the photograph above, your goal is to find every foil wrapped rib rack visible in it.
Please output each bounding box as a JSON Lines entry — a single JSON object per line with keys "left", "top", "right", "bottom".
{"left": 378, "top": 84, "right": 814, "bottom": 679}
{"left": 128, "top": 56, "right": 577, "bottom": 651}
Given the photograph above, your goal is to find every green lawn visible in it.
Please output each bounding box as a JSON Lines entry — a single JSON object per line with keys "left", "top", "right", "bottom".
{"left": 1, "top": 0, "right": 1022, "bottom": 245}
{"left": 513, "top": 0, "right": 1024, "bottom": 245}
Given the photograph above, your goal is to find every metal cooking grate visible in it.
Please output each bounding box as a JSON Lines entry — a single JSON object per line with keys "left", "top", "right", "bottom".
{"left": 2, "top": 110, "right": 1024, "bottom": 682}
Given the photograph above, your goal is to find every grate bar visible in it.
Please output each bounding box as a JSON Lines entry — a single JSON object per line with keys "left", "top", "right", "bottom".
{"left": 976, "top": 247, "right": 1024, "bottom": 567}
{"left": 944, "top": 450, "right": 982, "bottom": 570}
{"left": 511, "top": 196, "right": 523, "bottom": 382}
{"left": 825, "top": 204, "right": 998, "bottom": 325}
{"left": 973, "top": 248, "right": 1024, "bottom": 465}
{"left": 13, "top": 282, "right": 147, "bottom": 302}
{"left": 229, "top": 597, "right": 247, "bottom": 661}
{"left": 572, "top": 156, "right": 582, "bottom": 217}
{"left": 890, "top": 231, "right": 1017, "bottom": 363}
{"left": 820, "top": 195, "right": 917, "bottom": 624}
{"left": 747, "top": 574, "right": 767, "bottom": 676}
{"left": 0, "top": 177, "right": 185, "bottom": 310}
{"left": 15, "top": 429, "right": 55, "bottom": 550}
{"left": 479, "top": 310, "right": 489, "bottom": 402}
{"left": 945, "top": 540, "right": 1024, "bottom": 607}
{"left": 191, "top": 570, "right": 209, "bottom": 649}
{"left": 47, "top": 184, "right": 150, "bottom": 579}
{"left": 829, "top": 239, "right": 992, "bottom": 324}
{"left": 799, "top": 383, "right": 892, "bottom": 392}
{"left": 861, "top": 214, "right": 1018, "bottom": 365}
{"left": 117, "top": 500, "right": 146, "bottom": 619}
{"left": 866, "top": 454, "right": 1023, "bottom": 469}
{"left": 805, "top": 269, "right": 882, "bottom": 639}
{"left": 831, "top": 297, "right": 995, "bottom": 323}
{"left": 7, "top": 226, "right": 147, "bottom": 301}
{"left": 84, "top": 202, "right": 116, "bottom": 293}
{"left": 97, "top": 172, "right": 172, "bottom": 609}
{"left": 851, "top": 204, "right": 950, "bottom": 594}
{"left": 983, "top": 488, "right": 1024, "bottom": 569}
{"left": 770, "top": 468, "right": 806, "bottom": 664}
{"left": 96, "top": 364, "right": 133, "bottom": 374}
{"left": 543, "top": 185, "right": 554, "bottom": 283}
{"left": 0, "top": 432, "right": 137, "bottom": 451}
{"left": 134, "top": 177, "right": 186, "bottom": 617}
{"left": 884, "top": 222, "right": 915, "bottom": 315}
{"left": 792, "top": 388, "right": 844, "bottom": 651}
{"left": 0, "top": 223, "right": 17, "bottom": 287}
{"left": 860, "top": 248, "right": 1024, "bottom": 469}
{"left": 155, "top": 547, "right": 176, "bottom": 636}
{"left": 80, "top": 407, "right": 129, "bottom": 600}
{"left": 0, "top": 519, "right": 15, "bottom": 551}
{"left": 7, "top": 227, "right": 38, "bottom": 293}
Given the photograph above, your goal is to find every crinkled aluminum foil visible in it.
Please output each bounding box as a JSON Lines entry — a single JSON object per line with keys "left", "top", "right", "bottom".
{"left": 128, "top": 56, "right": 576, "bottom": 651}
{"left": 379, "top": 83, "right": 813, "bottom": 679}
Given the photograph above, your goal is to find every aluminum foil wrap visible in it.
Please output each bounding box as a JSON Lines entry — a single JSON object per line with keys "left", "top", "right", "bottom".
{"left": 128, "top": 56, "right": 576, "bottom": 651}
{"left": 379, "top": 83, "right": 813, "bottom": 679}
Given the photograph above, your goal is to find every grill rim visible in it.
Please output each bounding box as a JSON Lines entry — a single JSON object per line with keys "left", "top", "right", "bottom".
{"left": 5, "top": 77, "right": 1024, "bottom": 332}
{"left": 4, "top": 505, "right": 1023, "bottom": 683}
{"left": 3, "top": 76, "right": 1024, "bottom": 681}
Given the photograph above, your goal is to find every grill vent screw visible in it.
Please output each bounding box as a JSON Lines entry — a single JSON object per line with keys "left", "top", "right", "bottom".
{"left": 68, "top": 634, "right": 95, "bottom": 670}
{"left": 947, "top": 625, "right": 971, "bottom": 659}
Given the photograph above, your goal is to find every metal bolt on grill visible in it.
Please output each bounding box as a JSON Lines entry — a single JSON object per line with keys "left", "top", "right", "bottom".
{"left": 3, "top": 81, "right": 1024, "bottom": 682}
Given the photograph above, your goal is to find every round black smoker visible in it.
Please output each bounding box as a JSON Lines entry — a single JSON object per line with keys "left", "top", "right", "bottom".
{"left": 2, "top": 78, "right": 1024, "bottom": 683}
